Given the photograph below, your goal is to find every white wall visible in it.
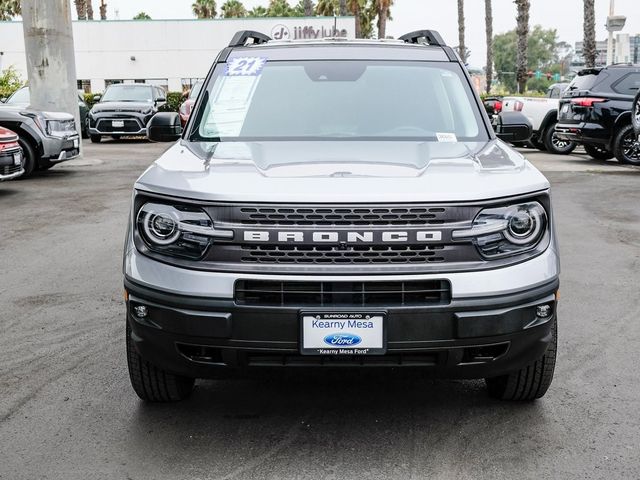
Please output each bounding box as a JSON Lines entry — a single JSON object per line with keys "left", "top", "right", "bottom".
{"left": 0, "top": 17, "right": 355, "bottom": 92}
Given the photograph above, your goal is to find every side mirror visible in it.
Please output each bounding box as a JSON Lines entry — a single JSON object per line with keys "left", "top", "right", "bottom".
{"left": 147, "top": 112, "right": 182, "bottom": 142}
{"left": 92, "top": 93, "right": 102, "bottom": 102}
{"left": 156, "top": 96, "right": 166, "bottom": 103}
{"left": 493, "top": 112, "right": 532, "bottom": 143}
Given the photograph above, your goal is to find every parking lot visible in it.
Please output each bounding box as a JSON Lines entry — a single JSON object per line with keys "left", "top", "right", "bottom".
{"left": 1, "top": 140, "right": 639, "bottom": 479}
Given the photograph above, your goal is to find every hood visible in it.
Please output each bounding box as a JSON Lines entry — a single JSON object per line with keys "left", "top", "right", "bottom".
{"left": 134, "top": 140, "right": 550, "bottom": 203}
{"left": 0, "top": 105, "right": 74, "bottom": 120}
{"left": 91, "top": 101, "right": 153, "bottom": 113}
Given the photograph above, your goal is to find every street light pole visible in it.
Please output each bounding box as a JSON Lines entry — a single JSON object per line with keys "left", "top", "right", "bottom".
{"left": 21, "top": 0, "right": 81, "bottom": 152}
{"left": 607, "top": 0, "right": 615, "bottom": 65}
{"left": 606, "top": 0, "right": 626, "bottom": 65}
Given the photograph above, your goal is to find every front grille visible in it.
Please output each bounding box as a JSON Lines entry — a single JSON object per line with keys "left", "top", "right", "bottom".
{"left": 236, "top": 206, "right": 449, "bottom": 226}
{"left": 235, "top": 279, "right": 451, "bottom": 307}
{"left": 96, "top": 118, "right": 142, "bottom": 133}
{"left": 0, "top": 164, "right": 22, "bottom": 176}
{"left": 240, "top": 244, "right": 447, "bottom": 264}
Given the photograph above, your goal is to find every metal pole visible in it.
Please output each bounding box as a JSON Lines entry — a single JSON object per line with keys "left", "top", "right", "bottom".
{"left": 21, "top": 0, "right": 81, "bottom": 154}
{"left": 607, "top": 0, "right": 615, "bottom": 65}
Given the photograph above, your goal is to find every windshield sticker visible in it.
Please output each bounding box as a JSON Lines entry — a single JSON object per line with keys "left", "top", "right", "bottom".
{"left": 436, "top": 132, "right": 458, "bottom": 142}
{"left": 201, "top": 75, "right": 261, "bottom": 137}
{"left": 226, "top": 57, "right": 267, "bottom": 76}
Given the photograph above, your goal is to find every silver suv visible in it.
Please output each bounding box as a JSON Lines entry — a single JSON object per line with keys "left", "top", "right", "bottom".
{"left": 123, "top": 30, "right": 559, "bottom": 402}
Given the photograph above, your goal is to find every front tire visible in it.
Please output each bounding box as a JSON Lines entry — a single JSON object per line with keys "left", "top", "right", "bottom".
{"left": 583, "top": 142, "right": 614, "bottom": 160}
{"left": 17, "top": 138, "right": 37, "bottom": 178}
{"left": 612, "top": 124, "right": 640, "bottom": 165}
{"left": 485, "top": 319, "right": 557, "bottom": 401}
{"left": 126, "top": 323, "right": 195, "bottom": 402}
{"left": 543, "top": 122, "right": 576, "bottom": 155}
{"left": 90, "top": 134, "right": 102, "bottom": 143}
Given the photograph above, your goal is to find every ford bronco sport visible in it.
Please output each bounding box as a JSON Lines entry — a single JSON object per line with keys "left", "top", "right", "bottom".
{"left": 124, "top": 30, "right": 560, "bottom": 402}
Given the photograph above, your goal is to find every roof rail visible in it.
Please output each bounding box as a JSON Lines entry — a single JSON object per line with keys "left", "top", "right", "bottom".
{"left": 398, "top": 30, "right": 446, "bottom": 47}
{"left": 228, "top": 30, "right": 271, "bottom": 48}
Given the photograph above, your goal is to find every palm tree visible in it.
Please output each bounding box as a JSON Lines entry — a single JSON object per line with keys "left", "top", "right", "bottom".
{"left": 485, "top": 0, "right": 493, "bottom": 93}
{"left": 99, "top": 0, "right": 107, "bottom": 20}
{"left": 247, "top": 5, "right": 267, "bottom": 16}
{"left": 315, "top": 0, "right": 336, "bottom": 15}
{"left": 267, "top": 0, "right": 294, "bottom": 16}
{"left": 339, "top": 0, "right": 347, "bottom": 15}
{"left": 86, "top": 0, "right": 94, "bottom": 19}
{"left": 75, "top": 0, "right": 87, "bottom": 20}
{"left": 456, "top": 0, "right": 467, "bottom": 63}
{"left": 583, "top": 0, "right": 596, "bottom": 67}
{"left": 192, "top": 0, "right": 217, "bottom": 18}
{"left": 375, "top": 0, "right": 392, "bottom": 39}
{"left": 515, "top": 0, "right": 530, "bottom": 93}
{"left": 0, "top": 0, "right": 20, "bottom": 20}
{"left": 221, "top": 0, "right": 246, "bottom": 18}
{"left": 303, "top": 0, "right": 314, "bottom": 15}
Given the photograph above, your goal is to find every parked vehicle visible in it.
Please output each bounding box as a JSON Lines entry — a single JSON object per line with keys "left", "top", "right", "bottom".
{"left": 556, "top": 65, "right": 640, "bottom": 164}
{"left": 501, "top": 83, "right": 575, "bottom": 154}
{"left": 179, "top": 81, "right": 203, "bottom": 127}
{"left": 124, "top": 29, "right": 558, "bottom": 403}
{"left": 0, "top": 126, "right": 24, "bottom": 181}
{"left": 3, "top": 86, "right": 90, "bottom": 138}
{"left": 87, "top": 84, "right": 166, "bottom": 143}
{"left": 482, "top": 96, "right": 503, "bottom": 116}
{"left": 0, "top": 106, "right": 79, "bottom": 177}
{"left": 632, "top": 89, "right": 640, "bottom": 139}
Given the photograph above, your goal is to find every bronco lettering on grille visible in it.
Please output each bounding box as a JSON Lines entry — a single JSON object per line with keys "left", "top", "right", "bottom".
{"left": 242, "top": 230, "right": 443, "bottom": 243}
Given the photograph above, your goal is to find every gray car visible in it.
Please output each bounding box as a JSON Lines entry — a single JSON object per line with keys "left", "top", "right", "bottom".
{"left": 124, "top": 30, "right": 559, "bottom": 403}
{"left": 0, "top": 104, "right": 79, "bottom": 177}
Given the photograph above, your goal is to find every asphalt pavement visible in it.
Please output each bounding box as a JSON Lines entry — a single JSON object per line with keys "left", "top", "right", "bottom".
{"left": 1, "top": 140, "right": 639, "bottom": 479}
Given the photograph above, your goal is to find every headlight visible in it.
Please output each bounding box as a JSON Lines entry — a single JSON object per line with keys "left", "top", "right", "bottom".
{"left": 136, "top": 202, "right": 232, "bottom": 259}
{"left": 46, "top": 119, "right": 76, "bottom": 137}
{"left": 452, "top": 201, "right": 548, "bottom": 258}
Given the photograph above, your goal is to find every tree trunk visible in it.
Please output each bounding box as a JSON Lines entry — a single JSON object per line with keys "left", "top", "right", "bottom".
{"left": 376, "top": 4, "right": 387, "bottom": 39}
{"left": 74, "top": 0, "right": 86, "bottom": 20}
{"left": 303, "top": 0, "right": 313, "bottom": 16}
{"left": 86, "top": 0, "right": 94, "bottom": 20}
{"left": 485, "top": 0, "right": 493, "bottom": 93}
{"left": 583, "top": 0, "right": 596, "bottom": 67}
{"left": 457, "top": 0, "right": 466, "bottom": 63}
{"left": 339, "top": 0, "right": 347, "bottom": 16}
{"left": 515, "top": 0, "right": 530, "bottom": 93}
{"left": 99, "top": 0, "right": 106, "bottom": 20}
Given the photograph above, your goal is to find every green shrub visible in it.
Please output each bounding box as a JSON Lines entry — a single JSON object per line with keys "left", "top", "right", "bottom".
{"left": 83, "top": 92, "right": 98, "bottom": 108}
{"left": 0, "top": 66, "right": 24, "bottom": 99}
{"left": 158, "top": 92, "right": 184, "bottom": 113}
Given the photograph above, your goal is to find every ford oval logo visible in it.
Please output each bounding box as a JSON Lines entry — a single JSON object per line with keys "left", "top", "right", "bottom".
{"left": 323, "top": 333, "right": 362, "bottom": 347}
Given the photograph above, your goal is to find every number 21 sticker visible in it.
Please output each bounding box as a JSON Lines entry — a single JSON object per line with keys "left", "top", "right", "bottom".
{"left": 226, "top": 57, "right": 267, "bottom": 76}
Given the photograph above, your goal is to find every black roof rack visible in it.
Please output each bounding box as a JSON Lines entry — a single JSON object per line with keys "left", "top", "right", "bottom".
{"left": 228, "top": 30, "right": 271, "bottom": 48}
{"left": 398, "top": 30, "right": 446, "bottom": 47}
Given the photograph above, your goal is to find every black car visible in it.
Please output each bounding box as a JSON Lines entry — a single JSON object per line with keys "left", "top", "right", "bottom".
{"left": 87, "top": 84, "right": 166, "bottom": 143}
{"left": 556, "top": 65, "right": 640, "bottom": 164}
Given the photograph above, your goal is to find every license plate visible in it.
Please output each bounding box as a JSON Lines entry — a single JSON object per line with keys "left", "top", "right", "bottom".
{"left": 13, "top": 152, "right": 22, "bottom": 166}
{"left": 73, "top": 138, "right": 79, "bottom": 148}
{"left": 300, "top": 312, "right": 386, "bottom": 355}
{"left": 112, "top": 120, "right": 124, "bottom": 128}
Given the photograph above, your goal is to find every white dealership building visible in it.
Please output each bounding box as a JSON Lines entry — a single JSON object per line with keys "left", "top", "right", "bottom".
{"left": 0, "top": 17, "right": 355, "bottom": 93}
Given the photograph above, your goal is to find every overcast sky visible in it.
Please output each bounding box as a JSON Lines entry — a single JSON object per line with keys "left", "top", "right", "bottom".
{"left": 91, "top": 0, "right": 639, "bottom": 68}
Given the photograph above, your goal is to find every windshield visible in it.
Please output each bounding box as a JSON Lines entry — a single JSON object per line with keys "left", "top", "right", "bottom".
{"left": 7, "top": 87, "right": 30, "bottom": 104}
{"left": 101, "top": 85, "right": 153, "bottom": 102}
{"left": 190, "top": 60, "right": 487, "bottom": 142}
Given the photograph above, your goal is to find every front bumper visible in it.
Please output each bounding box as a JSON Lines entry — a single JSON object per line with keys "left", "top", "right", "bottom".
{"left": 0, "top": 148, "right": 24, "bottom": 180}
{"left": 41, "top": 134, "right": 80, "bottom": 163}
{"left": 89, "top": 112, "right": 152, "bottom": 136}
{"left": 124, "top": 245, "right": 560, "bottom": 379}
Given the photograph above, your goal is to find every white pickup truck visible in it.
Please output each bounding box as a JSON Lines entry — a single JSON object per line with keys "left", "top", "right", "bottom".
{"left": 502, "top": 83, "right": 576, "bottom": 154}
